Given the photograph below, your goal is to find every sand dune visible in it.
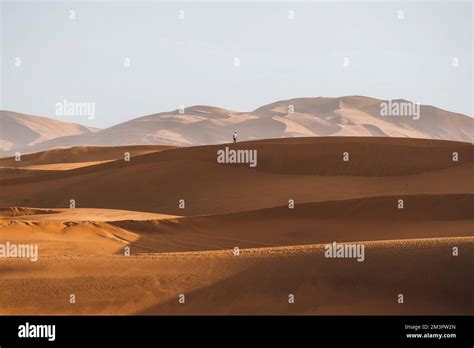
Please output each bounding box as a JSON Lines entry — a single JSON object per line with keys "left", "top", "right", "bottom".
{"left": 0, "top": 207, "right": 178, "bottom": 221}
{"left": 0, "top": 167, "right": 58, "bottom": 180}
{"left": 0, "top": 237, "right": 471, "bottom": 315}
{"left": 0, "top": 145, "right": 175, "bottom": 176}
{"left": 1, "top": 194, "right": 471, "bottom": 255}
{"left": 0, "top": 137, "right": 471, "bottom": 215}
{"left": 2, "top": 96, "right": 472, "bottom": 156}
{"left": 0, "top": 110, "right": 99, "bottom": 152}
{"left": 0, "top": 207, "right": 179, "bottom": 255}
{"left": 0, "top": 144, "right": 174, "bottom": 167}
{"left": 0, "top": 137, "right": 472, "bottom": 315}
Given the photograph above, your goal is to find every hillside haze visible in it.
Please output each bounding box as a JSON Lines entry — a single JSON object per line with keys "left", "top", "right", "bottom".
{"left": 1, "top": 96, "right": 472, "bottom": 156}
{"left": 0, "top": 111, "right": 99, "bottom": 153}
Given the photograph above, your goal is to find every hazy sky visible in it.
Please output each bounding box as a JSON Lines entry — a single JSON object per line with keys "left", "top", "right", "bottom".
{"left": 1, "top": 0, "right": 473, "bottom": 128}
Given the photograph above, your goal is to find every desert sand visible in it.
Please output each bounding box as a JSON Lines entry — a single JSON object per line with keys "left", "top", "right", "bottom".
{"left": 2, "top": 96, "right": 473, "bottom": 156}
{"left": 0, "top": 110, "right": 99, "bottom": 152}
{"left": 0, "top": 137, "right": 472, "bottom": 315}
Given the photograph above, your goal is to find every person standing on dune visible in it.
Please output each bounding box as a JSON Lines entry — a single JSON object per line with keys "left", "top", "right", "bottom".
{"left": 233, "top": 131, "right": 238, "bottom": 144}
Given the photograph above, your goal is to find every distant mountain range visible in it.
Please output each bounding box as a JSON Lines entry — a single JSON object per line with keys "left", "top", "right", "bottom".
{"left": 1, "top": 96, "right": 472, "bottom": 156}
